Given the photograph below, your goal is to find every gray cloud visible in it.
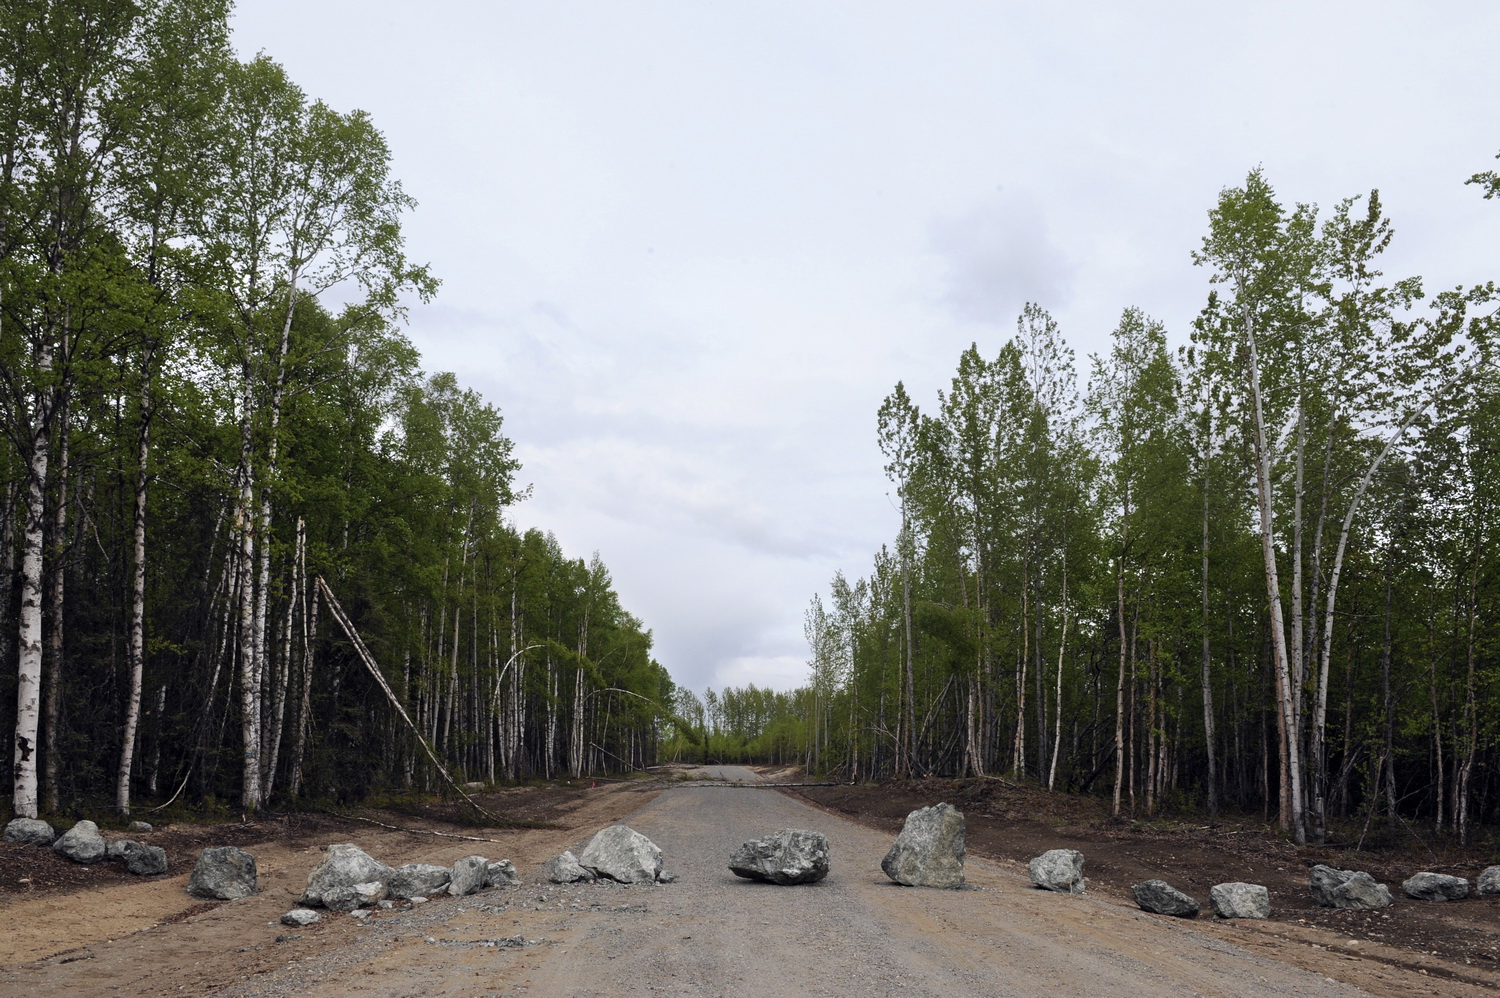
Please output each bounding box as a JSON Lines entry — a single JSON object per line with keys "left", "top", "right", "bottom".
{"left": 929, "top": 191, "right": 1076, "bottom": 324}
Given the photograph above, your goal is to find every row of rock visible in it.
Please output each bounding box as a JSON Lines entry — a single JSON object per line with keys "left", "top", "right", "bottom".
{"left": 299, "top": 843, "right": 522, "bottom": 910}
{"left": 717, "top": 802, "right": 967, "bottom": 889}
{"left": 1025, "top": 848, "right": 1500, "bottom": 921}
{"left": 4, "top": 816, "right": 166, "bottom": 876}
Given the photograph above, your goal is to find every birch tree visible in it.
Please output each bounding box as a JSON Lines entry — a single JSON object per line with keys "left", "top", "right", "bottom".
{"left": 193, "top": 53, "right": 434, "bottom": 811}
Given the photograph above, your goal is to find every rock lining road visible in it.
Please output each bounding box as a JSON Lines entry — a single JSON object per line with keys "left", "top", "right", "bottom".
{"left": 8, "top": 767, "right": 1464, "bottom": 996}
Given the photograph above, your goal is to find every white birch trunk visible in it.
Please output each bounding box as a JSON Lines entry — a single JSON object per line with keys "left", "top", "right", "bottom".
{"left": 1242, "top": 303, "right": 1305, "bottom": 844}
{"left": 13, "top": 337, "right": 53, "bottom": 820}
{"left": 116, "top": 370, "right": 152, "bottom": 814}
{"left": 42, "top": 393, "right": 69, "bottom": 813}
{"left": 235, "top": 357, "right": 262, "bottom": 812}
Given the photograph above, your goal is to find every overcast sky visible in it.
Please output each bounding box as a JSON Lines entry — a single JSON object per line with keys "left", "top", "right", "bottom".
{"left": 229, "top": 1, "right": 1500, "bottom": 695}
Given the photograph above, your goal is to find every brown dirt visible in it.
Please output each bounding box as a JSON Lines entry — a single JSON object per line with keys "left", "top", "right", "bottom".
{"left": 2, "top": 771, "right": 1496, "bottom": 996}
{"left": 791, "top": 776, "right": 1500, "bottom": 992}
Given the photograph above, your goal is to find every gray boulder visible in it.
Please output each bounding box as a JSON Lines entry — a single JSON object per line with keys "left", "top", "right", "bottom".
{"left": 3, "top": 817, "right": 55, "bottom": 846}
{"left": 729, "top": 827, "right": 830, "bottom": 885}
{"left": 324, "top": 880, "right": 388, "bottom": 912}
{"left": 578, "top": 825, "right": 663, "bottom": 884}
{"left": 117, "top": 840, "right": 168, "bottom": 875}
{"left": 1309, "top": 864, "right": 1392, "bottom": 909}
{"left": 388, "top": 863, "right": 451, "bottom": 899}
{"left": 1477, "top": 866, "right": 1500, "bottom": 896}
{"left": 1210, "top": 881, "right": 1271, "bottom": 919}
{"left": 545, "top": 850, "right": 596, "bottom": 884}
{"left": 1028, "top": 848, "right": 1086, "bottom": 894}
{"left": 1402, "top": 872, "right": 1469, "bottom": 902}
{"left": 281, "top": 908, "right": 321, "bottom": 927}
{"left": 128, "top": 820, "right": 153, "bottom": 833}
{"left": 300, "top": 844, "right": 393, "bottom": 907}
{"left": 187, "top": 846, "right": 259, "bottom": 899}
{"left": 107, "top": 839, "right": 130, "bottom": 860}
{"left": 449, "top": 855, "right": 489, "bottom": 896}
{"left": 1132, "top": 879, "right": 1200, "bottom": 918}
{"left": 881, "top": 803, "right": 965, "bottom": 889}
{"left": 53, "top": 820, "right": 107, "bottom": 864}
{"left": 486, "top": 859, "right": 521, "bottom": 887}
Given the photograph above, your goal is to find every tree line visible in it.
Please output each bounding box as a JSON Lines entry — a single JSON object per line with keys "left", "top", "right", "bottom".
{"left": 676, "top": 165, "right": 1500, "bottom": 846}
{"left": 1, "top": 0, "right": 673, "bottom": 820}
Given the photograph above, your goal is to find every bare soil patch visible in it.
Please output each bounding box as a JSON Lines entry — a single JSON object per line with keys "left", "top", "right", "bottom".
{"left": 792, "top": 776, "right": 1500, "bottom": 991}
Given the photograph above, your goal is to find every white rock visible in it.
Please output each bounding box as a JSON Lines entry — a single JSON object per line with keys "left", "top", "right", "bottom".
{"left": 1028, "top": 848, "right": 1085, "bottom": 894}
{"left": 881, "top": 803, "right": 965, "bottom": 889}
{"left": 1210, "top": 882, "right": 1271, "bottom": 919}
{"left": 578, "top": 826, "right": 663, "bottom": 884}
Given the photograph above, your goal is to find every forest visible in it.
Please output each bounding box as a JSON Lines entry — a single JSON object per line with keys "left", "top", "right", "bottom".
{"left": 0, "top": 1, "right": 673, "bottom": 821}
{"left": 670, "top": 166, "right": 1500, "bottom": 847}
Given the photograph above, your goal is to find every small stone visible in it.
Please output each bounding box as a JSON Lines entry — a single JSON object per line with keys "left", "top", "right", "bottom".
{"left": 3, "top": 817, "right": 55, "bottom": 846}
{"left": 350, "top": 908, "right": 371, "bottom": 919}
{"left": 1210, "top": 882, "right": 1271, "bottom": 919}
{"left": 53, "top": 820, "right": 107, "bottom": 864}
{"left": 656, "top": 870, "right": 677, "bottom": 883}
{"left": 1028, "top": 849, "right": 1086, "bottom": 894}
{"left": 280, "top": 909, "right": 321, "bottom": 927}
{"left": 1132, "top": 879, "right": 1200, "bottom": 918}
{"left": 187, "top": 846, "right": 259, "bottom": 900}
{"left": 128, "top": 820, "right": 153, "bottom": 833}
{"left": 881, "top": 803, "right": 965, "bottom": 889}
{"left": 410, "top": 895, "right": 428, "bottom": 904}
{"left": 1402, "top": 872, "right": 1469, "bottom": 902}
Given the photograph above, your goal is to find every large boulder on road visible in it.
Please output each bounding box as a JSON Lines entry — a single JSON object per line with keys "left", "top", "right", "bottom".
{"left": 1309, "top": 864, "right": 1392, "bottom": 909}
{"left": 729, "top": 828, "right": 830, "bottom": 885}
{"left": 300, "top": 844, "right": 393, "bottom": 907}
{"left": 53, "top": 820, "right": 106, "bottom": 864}
{"left": 578, "top": 825, "right": 663, "bottom": 884}
{"left": 388, "top": 863, "right": 451, "bottom": 899}
{"left": 1402, "top": 872, "right": 1469, "bottom": 902}
{"left": 4, "top": 817, "right": 55, "bottom": 846}
{"left": 881, "top": 802, "right": 965, "bottom": 888}
{"left": 187, "top": 846, "right": 259, "bottom": 899}
{"left": 1028, "top": 848, "right": 1086, "bottom": 894}
{"left": 1132, "top": 879, "right": 1200, "bottom": 918}
{"left": 1210, "top": 882, "right": 1270, "bottom": 919}
{"left": 545, "top": 850, "right": 596, "bottom": 883}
